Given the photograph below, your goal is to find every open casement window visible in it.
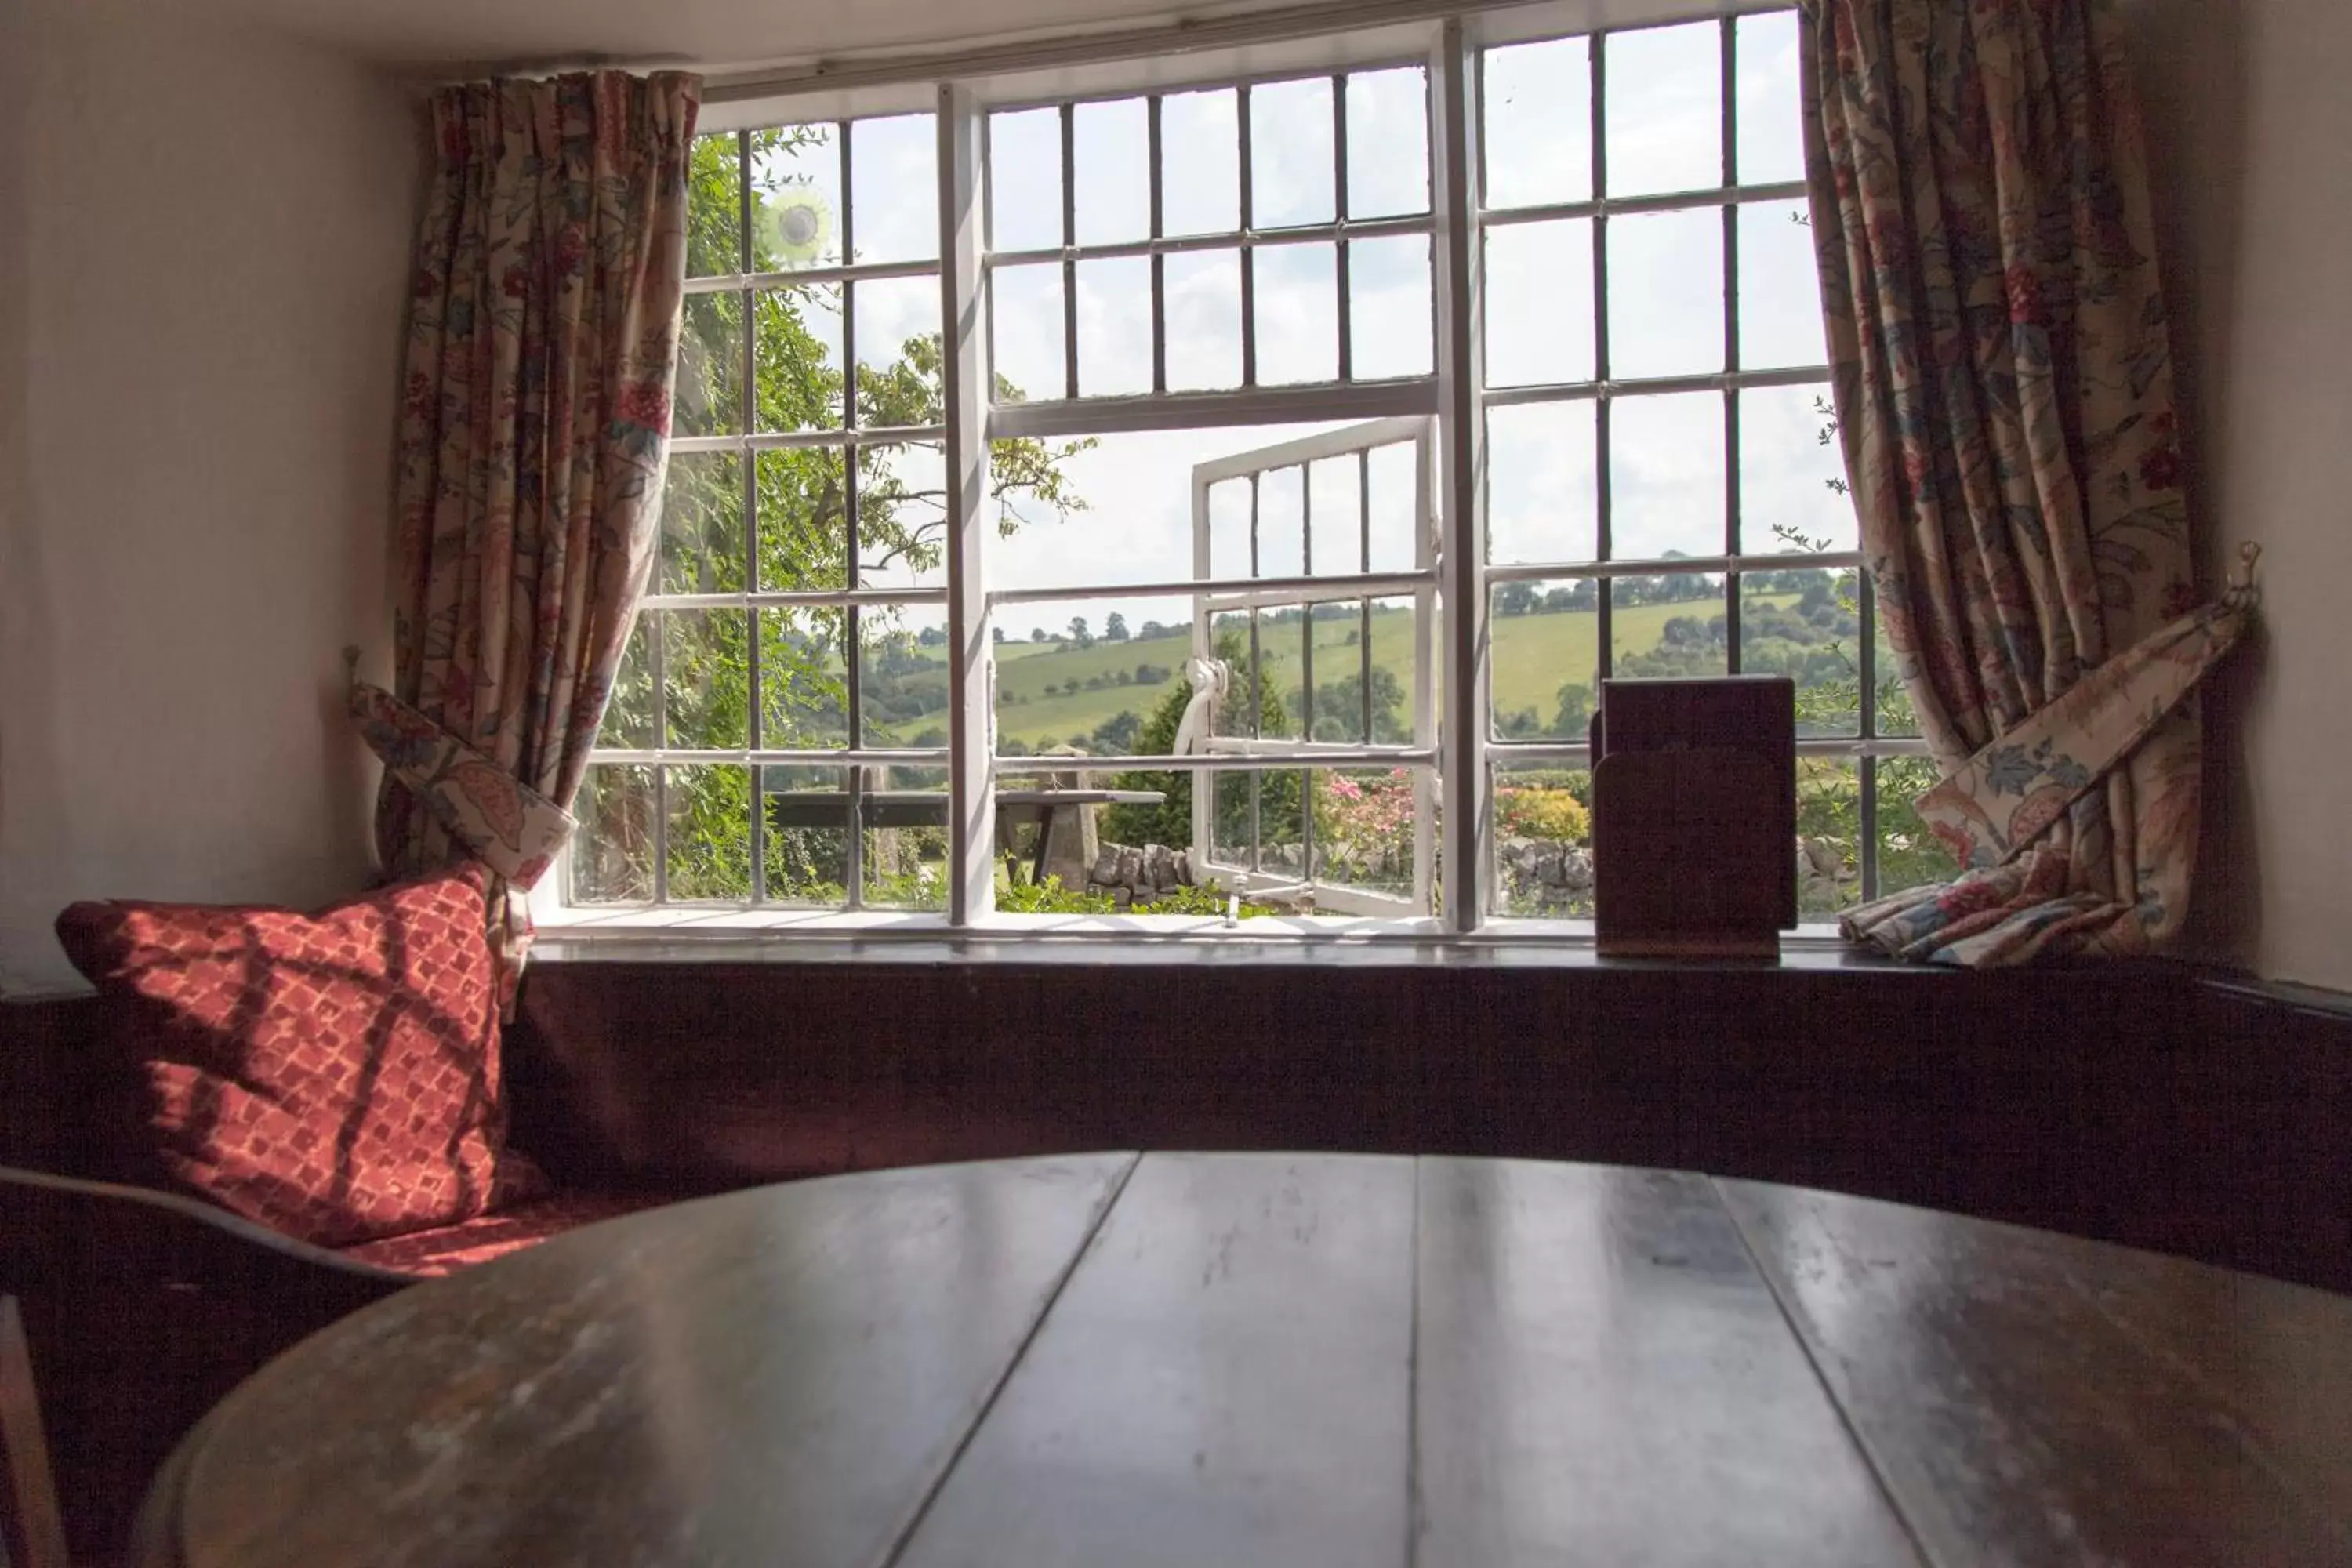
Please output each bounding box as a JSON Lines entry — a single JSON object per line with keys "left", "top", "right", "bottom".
{"left": 1184, "top": 418, "right": 1439, "bottom": 916}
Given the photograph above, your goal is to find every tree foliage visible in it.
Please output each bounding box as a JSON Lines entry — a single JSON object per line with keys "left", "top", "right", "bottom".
{"left": 586, "top": 127, "right": 1093, "bottom": 902}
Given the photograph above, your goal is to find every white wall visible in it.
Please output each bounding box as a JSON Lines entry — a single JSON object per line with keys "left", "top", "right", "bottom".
{"left": 2129, "top": 0, "right": 2352, "bottom": 992}
{"left": 0, "top": 0, "right": 416, "bottom": 993}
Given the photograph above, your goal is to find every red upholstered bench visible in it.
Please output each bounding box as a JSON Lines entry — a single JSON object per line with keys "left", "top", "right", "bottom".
{"left": 46, "top": 865, "right": 659, "bottom": 1272}
{"left": 8, "top": 867, "right": 679, "bottom": 1561}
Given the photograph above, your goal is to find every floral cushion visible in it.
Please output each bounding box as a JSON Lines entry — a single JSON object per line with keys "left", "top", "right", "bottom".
{"left": 339, "top": 1190, "right": 670, "bottom": 1277}
{"left": 53, "top": 866, "right": 546, "bottom": 1248}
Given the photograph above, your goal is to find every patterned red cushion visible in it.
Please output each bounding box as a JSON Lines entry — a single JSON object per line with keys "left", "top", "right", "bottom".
{"left": 339, "top": 1191, "right": 671, "bottom": 1277}
{"left": 53, "top": 866, "right": 546, "bottom": 1248}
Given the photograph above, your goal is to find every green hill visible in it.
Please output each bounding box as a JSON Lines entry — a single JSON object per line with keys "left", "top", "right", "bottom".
{"left": 975, "top": 597, "right": 1796, "bottom": 750}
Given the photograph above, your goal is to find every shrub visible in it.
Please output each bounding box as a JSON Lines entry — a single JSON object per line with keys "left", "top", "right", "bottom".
{"left": 1497, "top": 787, "right": 1590, "bottom": 844}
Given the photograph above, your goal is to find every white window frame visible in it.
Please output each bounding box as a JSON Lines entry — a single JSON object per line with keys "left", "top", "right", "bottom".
{"left": 557, "top": 0, "right": 1919, "bottom": 943}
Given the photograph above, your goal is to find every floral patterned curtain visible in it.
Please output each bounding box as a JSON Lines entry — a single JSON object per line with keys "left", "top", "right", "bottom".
{"left": 361, "top": 71, "right": 699, "bottom": 979}
{"left": 1801, "top": 0, "right": 2252, "bottom": 965}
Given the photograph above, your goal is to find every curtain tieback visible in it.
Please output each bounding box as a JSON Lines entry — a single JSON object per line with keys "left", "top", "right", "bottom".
{"left": 1915, "top": 546, "right": 2262, "bottom": 869}
{"left": 346, "top": 677, "right": 577, "bottom": 890}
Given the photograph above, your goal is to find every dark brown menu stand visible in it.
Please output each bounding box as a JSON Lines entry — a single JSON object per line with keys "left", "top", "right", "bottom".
{"left": 139, "top": 1154, "right": 2352, "bottom": 1567}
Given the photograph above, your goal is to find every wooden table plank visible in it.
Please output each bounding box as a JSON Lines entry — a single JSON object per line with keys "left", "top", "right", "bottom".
{"left": 173, "top": 1155, "right": 1138, "bottom": 1568}
{"left": 1412, "top": 1159, "right": 1923, "bottom": 1567}
{"left": 1719, "top": 1178, "right": 2352, "bottom": 1568}
{"left": 891, "top": 1152, "right": 1417, "bottom": 1568}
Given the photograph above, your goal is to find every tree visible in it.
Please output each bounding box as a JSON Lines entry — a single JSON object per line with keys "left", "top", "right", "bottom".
{"left": 594, "top": 127, "right": 1094, "bottom": 902}
{"left": 1304, "top": 666, "right": 1408, "bottom": 742}
{"left": 1104, "top": 612, "right": 1131, "bottom": 641}
{"left": 1031, "top": 627, "right": 1048, "bottom": 643}
{"left": 1088, "top": 710, "right": 1142, "bottom": 754}
{"left": 1067, "top": 615, "right": 1093, "bottom": 649}
{"left": 991, "top": 626, "right": 1006, "bottom": 644}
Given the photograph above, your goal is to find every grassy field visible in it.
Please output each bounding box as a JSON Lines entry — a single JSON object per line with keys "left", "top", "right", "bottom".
{"left": 978, "top": 598, "right": 1786, "bottom": 750}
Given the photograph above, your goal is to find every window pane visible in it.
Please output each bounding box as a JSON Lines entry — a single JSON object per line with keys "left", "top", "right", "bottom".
{"left": 1613, "top": 573, "right": 1728, "bottom": 678}
{"left": 988, "top": 108, "right": 1062, "bottom": 251}
{"left": 1076, "top": 256, "right": 1153, "bottom": 397}
{"left": 1610, "top": 391, "right": 1725, "bottom": 559}
{"left": 1255, "top": 607, "right": 1305, "bottom": 740}
{"left": 1484, "top": 219, "right": 1595, "bottom": 387}
{"left": 1208, "top": 475, "right": 1252, "bottom": 580}
{"left": 1608, "top": 207, "right": 1724, "bottom": 379}
{"left": 1161, "top": 89, "right": 1241, "bottom": 236}
{"left": 1795, "top": 758, "right": 1860, "bottom": 916}
{"left": 1490, "top": 762, "right": 1594, "bottom": 916}
{"left": 666, "top": 764, "right": 753, "bottom": 900}
{"left": 1742, "top": 568, "right": 1860, "bottom": 736}
{"left": 1348, "top": 235, "right": 1432, "bottom": 379}
{"left": 677, "top": 292, "right": 744, "bottom": 436}
{"left": 753, "top": 125, "right": 844, "bottom": 271}
{"left": 1365, "top": 595, "right": 1423, "bottom": 742}
{"left": 1313, "top": 768, "right": 1421, "bottom": 897}
{"left": 852, "top": 275, "right": 939, "bottom": 413}
{"left": 1164, "top": 249, "right": 1243, "bottom": 391}
{"left": 1308, "top": 453, "right": 1363, "bottom": 576}
{"left": 1487, "top": 402, "right": 1599, "bottom": 567}
{"left": 664, "top": 609, "right": 751, "bottom": 748}
{"left": 763, "top": 765, "right": 851, "bottom": 906}
{"left": 990, "top": 262, "right": 1066, "bottom": 403}
{"left": 572, "top": 766, "right": 655, "bottom": 903}
{"left": 859, "top": 444, "right": 949, "bottom": 590}
{"left": 1874, "top": 610, "right": 1920, "bottom": 737}
{"left": 1255, "top": 466, "right": 1305, "bottom": 579}
{"left": 1739, "top": 384, "right": 1853, "bottom": 554}
{"left": 759, "top": 608, "right": 851, "bottom": 750}
{"left": 1255, "top": 243, "right": 1339, "bottom": 385}
{"left": 864, "top": 767, "right": 949, "bottom": 910}
{"left": 1874, "top": 754, "right": 1958, "bottom": 894}
{"left": 1738, "top": 201, "right": 1828, "bottom": 369}
{"left": 1345, "top": 68, "right": 1429, "bottom": 218}
{"left": 1249, "top": 78, "right": 1335, "bottom": 228}
{"left": 1203, "top": 768, "right": 1310, "bottom": 883}
{"left": 659, "top": 452, "right": 745, "bottom": 595}
{"left": 1305, "top": 604, "right": 1370, "bottom": 742}
{"left": 603, "top": 618, "right": 656, "bottom": 749}
{"left": 860, "top": 603, "right": 951, "bottom": 748}
{"left": 687, "top": 132, "right": 743, "bottom": 278}
{"left": 849, "top": 114, "right": 938, "bottom": 264}
{"left": 1603, "top": 23, "right": 1722, "bottom": 198}
{"left": 1490, "top": 580, "right": 1599, "bottom": 739}
{"left": 755, "top": 447, "right": 850, "bottom": 592}
{"left": 753, "top": 282, "right": 844, "bottom": 434}
{"left": 1735, "top": 12, "right": 1807, "bottom": 187}
{"left": 1483, "top": 37, "right": 1592, "bottom": 209}
{"left": 1365, "top": 441, "right": 1421, "bottom": 575}
{"left": 1074, "top": 98, "right": 1149, "bottom": 245}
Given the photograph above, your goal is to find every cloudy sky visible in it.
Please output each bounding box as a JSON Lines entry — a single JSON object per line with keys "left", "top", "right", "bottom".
{"left": 749, "top": 10, "right": 1850, "bottom": 661}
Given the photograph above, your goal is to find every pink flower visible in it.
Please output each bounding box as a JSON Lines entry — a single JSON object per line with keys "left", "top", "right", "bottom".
{"left": 615, "top": 380, "right": 671, "bottom": 434}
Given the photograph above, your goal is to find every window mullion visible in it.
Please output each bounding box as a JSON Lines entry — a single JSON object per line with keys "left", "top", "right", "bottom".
{"left": 1431, "top": 16, "right": 1486, "bottom": 933}
{"left": 940, "top": 85, "right": 996, "bottom": 925}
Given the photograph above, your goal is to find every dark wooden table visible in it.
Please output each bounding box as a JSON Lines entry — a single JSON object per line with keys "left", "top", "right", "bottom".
{"left": 138, "top": 1154, "right": 2352, "bottom": 1566}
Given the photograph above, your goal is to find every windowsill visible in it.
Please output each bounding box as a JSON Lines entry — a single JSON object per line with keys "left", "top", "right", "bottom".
{"left": 528, "top": 906, "right": 1904, "bottom": 971}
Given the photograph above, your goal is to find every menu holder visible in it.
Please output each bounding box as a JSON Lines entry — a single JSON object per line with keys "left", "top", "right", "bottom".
{"left": 1590, "top": 677, "right": 1797, "bottom": 959}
